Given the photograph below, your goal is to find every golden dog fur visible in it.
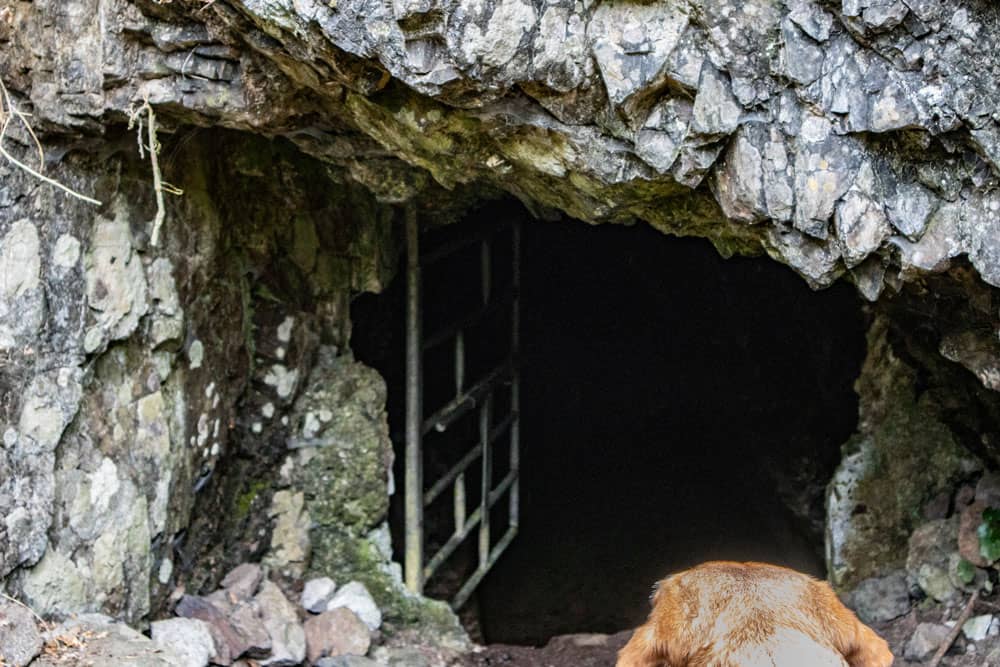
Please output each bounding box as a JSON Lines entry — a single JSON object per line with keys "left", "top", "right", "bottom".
{"left": 617, "top": 561, "right": 894, "bottom": 667}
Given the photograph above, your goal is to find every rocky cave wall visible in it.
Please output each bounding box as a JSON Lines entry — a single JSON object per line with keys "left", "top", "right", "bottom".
{"left": 2, "top": 0, "right": 1000, "bottom": 636}
{"left": 0, "top": 124, "right": 458, "bottom": 629}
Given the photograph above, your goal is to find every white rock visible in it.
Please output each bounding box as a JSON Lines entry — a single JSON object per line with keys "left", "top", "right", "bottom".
{"left": 52, "top": 233, "right": 81, "bottom": 269}
{"left": 188, "top": 339, "right": 204, "bottom": 369}
{"left": 301, "top": 577, "right": 337, "bottom": 614}
{"left": 277, "top": 316, "right": 295, "bottom": 343}
{"left": 157, "top": 557, "right": 173, "bottom": 585}
{"left": 326, "top": 581, "right": 382, "bottom": 631}
{"left": 964, "top": 614, "right": 994, "bottom": 642}
{"left": 151, "top": 618, "right": 216, "bottom": 667}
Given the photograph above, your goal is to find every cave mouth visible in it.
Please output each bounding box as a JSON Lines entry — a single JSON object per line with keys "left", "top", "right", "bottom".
{"left": 351, "top": 199, "right": 866, "bottom": 646}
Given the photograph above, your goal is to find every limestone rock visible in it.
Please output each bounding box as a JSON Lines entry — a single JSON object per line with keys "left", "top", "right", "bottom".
{"left": 175, "top": 594, "right": 268, "bottom": 665}
{"left": 827, "top": 319, "right": 978, "bottom": 590}
{"left": 0, "top": 598, "right": 42, "bottom": 667}
{"left": 151, "top": 618, "right": 217, "bottom": 667}
{"left": 964, "top": 615, "right": 995, "bottom": 642}
{"left": 302, "top": 577, "right": 338, "bottom": 614}
{"left": 904, "top": 623, "right": 951, "bottom": 662}
{"left": 229, "top": 602, "right": 272, "bottom": 659}
{"left": 222, "top": 564, "right": 264, "bottom": 601}
{"left": 906, "top": 518, "right": 961, "bottom": 602}
{"left": 845, "top": 572, "right": 910, "bottom": 624}
{"left": 255, "top": 581, "right": 307, "bottom": 666}
{"left": 264, "top": 490, "right": 311, "bottom": 578}
{"left": 304, "top": 608, "right": 371, "bottom": 663}
{"left": 326, "top": 581, "right": 382, "bottom": 631}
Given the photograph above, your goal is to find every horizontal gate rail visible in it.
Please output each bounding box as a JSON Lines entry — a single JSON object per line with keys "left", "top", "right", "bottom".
{"left": 422, "top": 358, "right": 513, "bottom": 435}
{"left": 422, "top": 466, "right": 520, "bottom": 584}
{"left": 405, "top": 205, "right": 521, "bottom": 610}
{"left": 452, "top": 525, "right": 517, "bottom": 609}
{"left": 423, "top": 411, "right": 518, "bottom": 507}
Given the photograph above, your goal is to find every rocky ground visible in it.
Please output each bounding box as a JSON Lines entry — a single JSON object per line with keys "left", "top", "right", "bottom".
{"left": 3, "top": 470, "right": 1000, "bottom": 667}
{"left": 5, "top": 589, "right": 1000, "bottom": 667}
{"left": 3, "top": 580, "right": 1000, "bottom": 667}
{"left": 454, "top": 612, "right": 1000, "bottom": 667}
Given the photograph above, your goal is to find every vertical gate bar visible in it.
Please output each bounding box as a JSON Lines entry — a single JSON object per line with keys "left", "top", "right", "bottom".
{"left": 454, "top": 472, "right": 466, "bottom": 535}
{"left": 404, "top": 203, "right": 424, "bottom": 594}
{"left": 454, "top": 330, "right": 465, "bottom": 395}
{"left": 479, "top": 391, "right": 493, "bottom": 567}
{"left": 481, "top": 238, "right": 492, "bottom": 305}
{"left": 478, "top": 233, "right": 492, "bottom": 568}
{"left": 510, "top": 220, "right": 521, "bottom": 529}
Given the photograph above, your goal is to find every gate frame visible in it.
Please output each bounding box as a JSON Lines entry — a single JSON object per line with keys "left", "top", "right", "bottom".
{"left": 403, "top": 204, "right": 521, "bottom": 609}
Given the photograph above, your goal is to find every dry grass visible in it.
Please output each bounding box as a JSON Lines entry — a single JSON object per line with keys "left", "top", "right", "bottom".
{"left": 128, "top": 98, "right": 183, "bottom": 247}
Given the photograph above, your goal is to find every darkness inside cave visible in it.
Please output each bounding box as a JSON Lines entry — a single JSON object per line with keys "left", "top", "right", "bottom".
{"left": 350, "top": 200, "right": 866, "bottom": 646}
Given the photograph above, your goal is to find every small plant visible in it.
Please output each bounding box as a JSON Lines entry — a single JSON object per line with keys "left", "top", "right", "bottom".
{"left": 977, "top": 507, "right": 1000, "bottom": 564}
{"left": 956, "top": 558, "right": 976, "bottom": 585}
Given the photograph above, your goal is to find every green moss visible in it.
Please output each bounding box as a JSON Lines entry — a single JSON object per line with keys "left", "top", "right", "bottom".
{"left": 308, "top": 528, "right": 464, "bottom": 638}
{"left": 234, "top": 479, "right": 271, "bottom": 523}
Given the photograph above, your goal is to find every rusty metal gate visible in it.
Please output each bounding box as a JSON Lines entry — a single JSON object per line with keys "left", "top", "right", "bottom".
{"left": 403, "top": 205, "right": 521, "bottom": 609}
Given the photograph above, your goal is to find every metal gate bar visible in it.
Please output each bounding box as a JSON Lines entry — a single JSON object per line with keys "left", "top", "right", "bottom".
{"left": 403, "top": 204, "right": 521, "bottom": 609}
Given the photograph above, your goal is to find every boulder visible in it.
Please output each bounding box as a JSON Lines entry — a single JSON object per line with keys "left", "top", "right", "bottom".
{"left": 844, "top": 572, "right": 910, "bottom": 623}
{"left": 151, "top": 618, "right": 217, "bottom": 667}
{"left": 0, "top": 599, "right": 43, "bottom": 667}
{"left": 255, "top": 581, "right": 306, "bottom": 666}
{"left": 302, "top": 577, "right": 337, "bottom": 614}
{"left": 221, "top": 564, "right": 264, "bottom": 601}
{"left": 304, "top": 608, "right": 371, "bottom": 663}
{"left": 906, "top": 518, "right": 962, "bottom": 602}
{"left": 326, "top": 581, "right": 382, "bottom": 631}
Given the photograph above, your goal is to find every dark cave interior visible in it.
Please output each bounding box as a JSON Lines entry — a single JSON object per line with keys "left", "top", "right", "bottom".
{"left": 351, "top": 200, "right": 866, "bottom": 646}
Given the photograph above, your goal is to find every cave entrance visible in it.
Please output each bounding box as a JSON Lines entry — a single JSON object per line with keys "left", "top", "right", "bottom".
{"left": 351, "top": 200, "right": 866, "bottom": 646}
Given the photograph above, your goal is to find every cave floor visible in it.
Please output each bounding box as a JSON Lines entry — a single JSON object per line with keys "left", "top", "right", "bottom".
{"left": 453, "top": 610, "right": 997, "bottom": 667}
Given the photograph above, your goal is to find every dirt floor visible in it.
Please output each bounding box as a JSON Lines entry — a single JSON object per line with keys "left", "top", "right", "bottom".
{"left": 456, "top": 631, "right": 632, "bottom": 667}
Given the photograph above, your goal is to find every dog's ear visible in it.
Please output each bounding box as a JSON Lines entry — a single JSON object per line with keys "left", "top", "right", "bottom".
{"left": 649, "top": 580, "right": 662, "bottom": 605}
